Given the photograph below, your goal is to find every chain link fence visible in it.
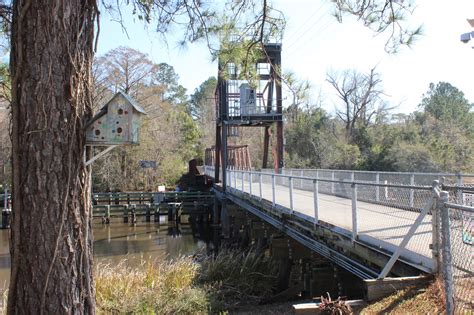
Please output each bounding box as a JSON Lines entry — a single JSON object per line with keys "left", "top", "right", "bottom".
{"left": 439, "top": 201, "right": 473, "bottom": 314}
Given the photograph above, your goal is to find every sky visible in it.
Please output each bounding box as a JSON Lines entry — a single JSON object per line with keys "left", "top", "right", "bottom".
{"left": 97, "top": 0, "right": 474, "bottom": 115}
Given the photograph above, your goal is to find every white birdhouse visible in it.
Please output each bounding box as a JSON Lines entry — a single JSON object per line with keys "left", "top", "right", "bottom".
{"left": 86, "top": 91, "right": 147, "bottom": 145}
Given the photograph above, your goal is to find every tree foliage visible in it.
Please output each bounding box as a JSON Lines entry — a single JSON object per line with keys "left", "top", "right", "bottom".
{"left": 419, "top": 82, "right": 473, "bottom": 126}
{"left": 190, "top": 76, "right": 217, "bottom": 156}
{"left": 332, "top": 0, "right": 423, "bottom": 53}
{"left": 327, "top": 67, "right": 387, "bottom": 142}
{"left": 284, "top": 81, "right": 474, "bottom": 173}
{"left": 91, "top": 47, "right": 200, "bottom": 190}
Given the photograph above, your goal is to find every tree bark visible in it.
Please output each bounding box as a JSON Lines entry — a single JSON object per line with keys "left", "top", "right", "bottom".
{"left": 9, "top": 0, "right": 97, "bottom": 313}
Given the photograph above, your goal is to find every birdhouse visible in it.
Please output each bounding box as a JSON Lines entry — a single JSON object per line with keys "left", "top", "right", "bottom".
{"left": 86, "top": 91, "right": 147, "bottom": 145}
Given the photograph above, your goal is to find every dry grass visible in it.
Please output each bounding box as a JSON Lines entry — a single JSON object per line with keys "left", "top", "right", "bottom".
{"left": 95, "top": 249, "right": 279, "bottom": 313}
{"left": 359, "top": 278, "right": 446, "bottom": 315}
{"left": 0, "top": 289, "right": 6, "bottom": 315}
{"left": 196, "top": 248, "right": 279, "bottom": 310}
{"left": 95, "top": 258, "right": 209, "bottom": 314}
{"left": 0, "top": 250, "right": 279, "bottom": 314}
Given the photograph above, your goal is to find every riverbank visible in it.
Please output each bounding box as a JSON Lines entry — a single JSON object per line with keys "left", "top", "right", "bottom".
{"left": 0, "top": 258, "right": 445, "bottom": 314}
{"left": 95, "top": 248, "right": 279, "bottom": 314}
{"left": 0, "top": 221, "right": 447, "bottom": 314}
{"left": 95, "top": 252, "right": 445, "bottom": 314}
{"left": 358, "top": 279, "right": 445, "bottom": 314}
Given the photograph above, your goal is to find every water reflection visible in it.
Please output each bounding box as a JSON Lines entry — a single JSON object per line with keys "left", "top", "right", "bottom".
{"left": 0, "top": 215, "right": 214, "bottom": 294}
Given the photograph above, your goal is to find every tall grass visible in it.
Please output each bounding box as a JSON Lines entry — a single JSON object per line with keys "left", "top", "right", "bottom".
{"left": 196, "top": 248, "right": 278, "bottom": 309}
{"left": 95, "top": 258, "right": 209, "bottom": 314}
{"left": 95, "top": 248, "right": 279, "bottom": 313}
{"left": 0, "top": 249, "right": 278, "bottom": 313}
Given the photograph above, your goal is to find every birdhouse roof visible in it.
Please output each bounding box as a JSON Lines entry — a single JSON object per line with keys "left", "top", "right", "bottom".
{"left": 101, "top": 91, "right": 147, "bottom": 114}
{"left": 113, "top": 91, "right": 147, "bottom": 114}
{"left": 86, "top": 91, "right": 147, "bottom": 128}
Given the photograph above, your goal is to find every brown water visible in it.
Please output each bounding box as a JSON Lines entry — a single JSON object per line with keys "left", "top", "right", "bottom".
{"left": 0, "top": 216, "right": 212, "bottom": 294}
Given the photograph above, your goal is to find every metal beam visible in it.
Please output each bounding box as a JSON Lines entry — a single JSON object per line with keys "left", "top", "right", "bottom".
{"left": 85, "top": 145, "right": 118, "bottom": 166}
{"left": 378, "top": 196, "right": 434, "bottom": 279}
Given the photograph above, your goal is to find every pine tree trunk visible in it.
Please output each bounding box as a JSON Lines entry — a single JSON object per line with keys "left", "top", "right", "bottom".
{"left": 8, "top": 1, "right": 97, "bottom": 313}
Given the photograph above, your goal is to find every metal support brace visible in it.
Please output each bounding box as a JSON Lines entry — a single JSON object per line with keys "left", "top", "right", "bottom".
{"left": 85, "top": 145, "right": 118, "bottom": 166}
{"left": 378, "top": 187, "right": 437, "bottom": 279}
{"left": 259, "top": 173, "right": 263, "bottom": 200}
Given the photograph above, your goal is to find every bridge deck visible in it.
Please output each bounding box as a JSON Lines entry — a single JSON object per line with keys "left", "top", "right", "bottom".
{"left": 232, "top": 179, "right": 434, "bottom": 270}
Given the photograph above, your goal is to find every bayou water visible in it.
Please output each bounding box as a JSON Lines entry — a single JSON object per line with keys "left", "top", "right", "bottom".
{"left": 0, "top": 216, "right": 212, "bottom": 295}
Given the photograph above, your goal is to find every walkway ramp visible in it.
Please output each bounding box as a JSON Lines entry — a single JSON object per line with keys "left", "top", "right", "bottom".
{"left": 207, "top": 167, "right": 473, "bottom": 280}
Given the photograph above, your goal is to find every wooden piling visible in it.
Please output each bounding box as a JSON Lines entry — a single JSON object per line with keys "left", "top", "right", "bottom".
{"left": 131, "top": 205, "right": 137, "bottom": 225}
{"left": 145, "top": 204, "right": 151, "bottom": 222}
{"left": 123, "top": 205, "right": 129, "bottom": 223}
{"left": 168, "top": 204, "right": 173, "bottom": 222}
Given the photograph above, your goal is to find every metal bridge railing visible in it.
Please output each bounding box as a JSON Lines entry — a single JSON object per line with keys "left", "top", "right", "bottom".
{"left": 204, "top": 166, "right": 474, "bottom": 314}
{"left": 263, "top": 168, "right": 474, "bottom": 193}
{"left": 225, "top": 168, "right": 435, "bottom": 262}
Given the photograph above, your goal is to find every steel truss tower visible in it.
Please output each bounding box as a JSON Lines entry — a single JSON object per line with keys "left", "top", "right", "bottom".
{"left": 214, "top": 43, "right": 283, "bottom": 189}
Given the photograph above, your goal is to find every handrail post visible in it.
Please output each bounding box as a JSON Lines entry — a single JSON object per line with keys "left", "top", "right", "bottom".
{"left": 241, "top": 171, "right": 244, "bottom": 192}
{"left": 289, "top": 176, "right": 294, "bottom": 212}
{"left": 234, "top": 169, "right": 237, "bottom": 189}
{"left": 259, "top": 173, "right": 262, "bottom": 200}
{"left": 456, "top": 173, "right": 463, "bottom": 203}
{"left": 410, "top": 174, "right": 415, "bottom": 207}
{"left": 313, "top": 179, "right": 319, "bottom": 225}
{"left": 249, "top": 172, "right": 253, "bottom": 196}
{"left": 376, "top": 172, "right": 380, "bottom": 202}
{"left": 440, "top": 191, "right": 454, "bottom": 315}
{"left": 431, "top": 181, "right": 441, "bottom": 273}
{"left": 272, "top": 174, "right": 276, "bottom": 207}
{"left": 331, "top": 171, "right": 335, "bottom": 194}
{"left": 351, "top": 183, "right": 358, "bottom": 241}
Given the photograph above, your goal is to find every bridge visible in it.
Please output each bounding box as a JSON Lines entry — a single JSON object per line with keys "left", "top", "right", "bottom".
{"left": 205, "top": 166, "right": 473, "bottom": 312}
